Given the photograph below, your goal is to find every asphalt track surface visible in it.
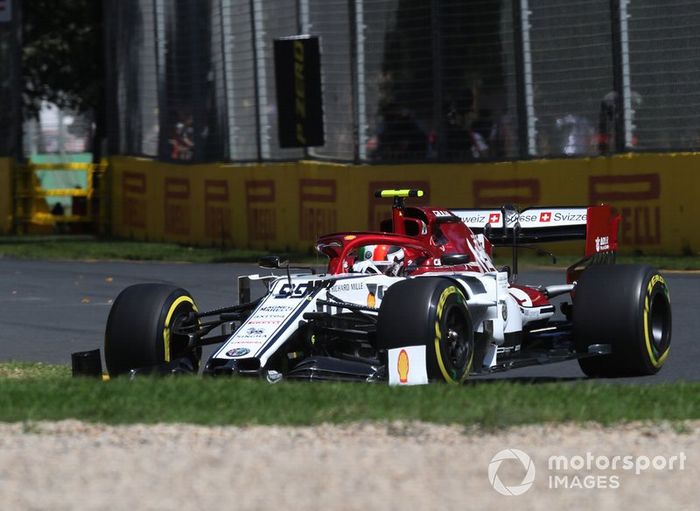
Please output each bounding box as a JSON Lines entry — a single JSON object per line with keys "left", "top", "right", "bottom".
{"left": 0, "top": 258, "right": 697, "bottom": 383}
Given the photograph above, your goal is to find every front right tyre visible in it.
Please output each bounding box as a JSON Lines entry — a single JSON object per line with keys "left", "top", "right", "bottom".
{"left": 104, "top": 284, "right": 201, "bottom": 377}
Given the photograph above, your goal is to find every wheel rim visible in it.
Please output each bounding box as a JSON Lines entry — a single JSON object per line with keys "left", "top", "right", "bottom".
{"left": 168, "top": 303, "right": 200, "bottom": 366}
{"left": 444, "top": 304, "right": 471, "bottom": 371}
{"left": 649, "top": 291, "right": 671, "bottom": 355}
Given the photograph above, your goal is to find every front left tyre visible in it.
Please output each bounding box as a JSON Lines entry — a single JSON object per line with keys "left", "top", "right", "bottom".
{"left": 104, "top": 284, "right": 201, "bottom": 376}
{"left": 377, "top": 277, "right": 474, "bottom": 383}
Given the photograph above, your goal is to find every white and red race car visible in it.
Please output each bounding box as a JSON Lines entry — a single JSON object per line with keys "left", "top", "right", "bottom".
{"left": 102, "top": 190, "right": 672, "bottom": 384}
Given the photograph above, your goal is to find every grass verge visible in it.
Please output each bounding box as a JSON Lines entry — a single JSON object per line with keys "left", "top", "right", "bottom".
{"left": 1, "top": 236, "right": 699, "bottom": 269}
{"left": 1, "top": 363, "right": 698, "bottom": 428}
{"left": 0, "top": 237, "right": 276, "bottom": 264}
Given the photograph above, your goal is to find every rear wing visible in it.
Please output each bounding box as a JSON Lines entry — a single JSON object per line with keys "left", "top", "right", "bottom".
{"left": 451, "top": 205, "right": 620, "bottom": 257}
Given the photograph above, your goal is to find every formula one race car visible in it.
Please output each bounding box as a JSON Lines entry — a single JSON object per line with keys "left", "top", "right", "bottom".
{"left": 102, "top": 189, "right": 672, "bottom": 384}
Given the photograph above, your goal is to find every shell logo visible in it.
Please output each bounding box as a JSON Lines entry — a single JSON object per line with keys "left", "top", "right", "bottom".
{"left": 397, "top": 349, "right": 409, "bottom": 383}
{"left": 367, "top": 292, "right": 376, "bottom": 309}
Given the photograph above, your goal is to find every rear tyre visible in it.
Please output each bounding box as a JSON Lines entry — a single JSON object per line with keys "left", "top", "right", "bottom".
{"left": 104, "top": 284, "right": 201, "bottom": 377}
{"left": 574, "top": 265, "right": 671, "bottom": 377}
{"left": 377, "top": 278, "right": 474, "bottom": 383}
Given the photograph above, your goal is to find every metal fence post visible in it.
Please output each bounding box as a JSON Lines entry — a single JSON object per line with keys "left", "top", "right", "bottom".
{"left": 296, "top": 0, "right": 311, "bottom": 161}
{"left": 13, "top": 0, "right": 23, "bottom": 162}
{"left": 249, "top": 0, "right": 263, "bottom": 162}
{"left": 513, "top": 0, "right": 536, "bottom": 159}
{"left": 610, "top": 0, "right": 633, "bottom": 152}
{"left": 154, "top": 0, "right": 168, "bottom": 160}
{"left": 218, "top": 0, "right": 231, "bottom": 161}
{"left": 189, "top": 0, "right": 203, "bottom": 162}
{"left": 221, "top": 0, "right": 239, "bottom": 161}
{"left": 349, "top": 0, "right": 361, "bottom": 163}
{"left": 431, "top": 0, "right": 445, "bottom": 162}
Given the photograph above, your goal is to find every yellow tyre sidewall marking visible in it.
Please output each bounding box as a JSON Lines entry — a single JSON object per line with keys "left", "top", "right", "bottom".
{"left": 434, "top": 286, "right": 471, "bottom": 384}
{"left": 163, "top": 296, "right": 197, "bottom": 362}
{"left": 643, "top": 275, "right": 669, "bottom": 368}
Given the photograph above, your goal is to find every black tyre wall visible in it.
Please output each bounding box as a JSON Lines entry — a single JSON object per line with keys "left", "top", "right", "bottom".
{"left": 573, "top": 265, "right": 672, "bottom": 376}
{"left": 104, "top": 284, "right": 199, "bottom": 376}
{"left": 377, "top": 277, "right": 474, "bottom": 383}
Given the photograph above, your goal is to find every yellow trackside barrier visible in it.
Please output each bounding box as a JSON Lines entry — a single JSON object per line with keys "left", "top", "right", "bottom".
{"left": 13, "top": 162, "right": 109, "bottom": 234}
{"left": 107, "top": 153, "right": 700, "bottom": 255}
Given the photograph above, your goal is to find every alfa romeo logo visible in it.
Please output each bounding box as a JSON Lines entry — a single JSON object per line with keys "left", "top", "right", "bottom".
{"left": 488, "top": 448, "right": 536, "bottom": 496}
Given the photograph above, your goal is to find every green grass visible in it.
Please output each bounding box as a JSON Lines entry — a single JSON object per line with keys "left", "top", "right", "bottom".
{"left": 1, "top": 363, "right": 698, "bottom": 427}
{"left": 0, "top": 237, "right": 277, "bottom": 264}
{"left": 0, "top": 361, "right": 71, "bottom": 379}
{"left": 0, "top": 236, "right": 699, "bottom": 269}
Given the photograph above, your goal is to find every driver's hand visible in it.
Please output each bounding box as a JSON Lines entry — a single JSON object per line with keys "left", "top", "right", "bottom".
{"left": 352, "top": 260, "right": 381, "bottom": 274}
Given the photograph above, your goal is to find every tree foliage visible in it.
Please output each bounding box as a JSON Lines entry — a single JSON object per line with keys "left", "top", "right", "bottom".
{"left": 21, "top": 0, "right": 103, "bottom": 119}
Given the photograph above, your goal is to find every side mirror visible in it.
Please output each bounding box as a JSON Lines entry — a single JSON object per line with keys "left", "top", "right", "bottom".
{"left": 441, "top": 254, "right": 471, "bottom": 266}
{"left": 258, "top": 255, "right": 288, "bottom": 269}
